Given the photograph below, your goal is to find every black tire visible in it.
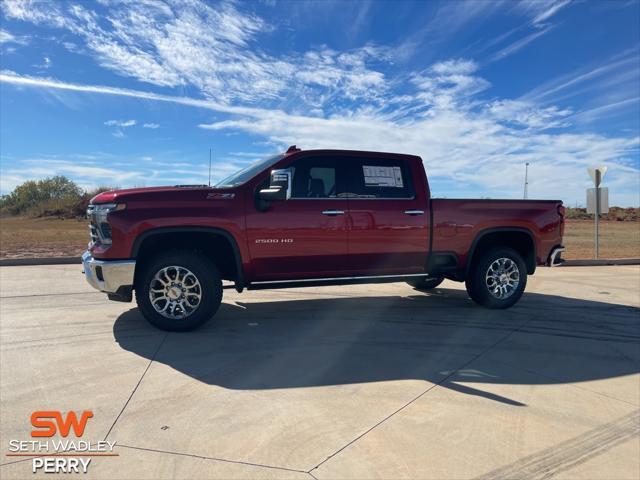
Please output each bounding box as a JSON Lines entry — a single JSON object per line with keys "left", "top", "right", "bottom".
{"left": 465, "top": 247, "right": 527, "bottom": 309}
{"left": 135, "top": 250, "right": 222, "bottom": 331}
{"left": 407, "top": 276, "right": 445, "bottom": 290}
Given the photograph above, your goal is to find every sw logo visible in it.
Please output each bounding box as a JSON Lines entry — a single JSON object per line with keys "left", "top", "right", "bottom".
{"left": 31, "top": 410, "right": 94, "bottom": 438}
{"left": 8, "top": 410, "right": 116, "bottom": 474}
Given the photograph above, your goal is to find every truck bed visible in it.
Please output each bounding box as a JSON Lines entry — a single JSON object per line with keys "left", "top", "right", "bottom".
{"left": 430, "top": 198, "right": 564, "bottom": 268}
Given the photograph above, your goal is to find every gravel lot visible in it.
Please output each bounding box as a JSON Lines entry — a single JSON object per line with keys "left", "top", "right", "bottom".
{"left": 1, "top": 265, "right": 638, "bottom": 479}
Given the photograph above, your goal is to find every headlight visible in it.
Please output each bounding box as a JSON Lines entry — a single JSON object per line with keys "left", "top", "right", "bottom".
{"left": 93, "top": 203, "right": 125, "bottom": 224}
{"left": 88, "top": 203, "right": 126, "bottom": 245}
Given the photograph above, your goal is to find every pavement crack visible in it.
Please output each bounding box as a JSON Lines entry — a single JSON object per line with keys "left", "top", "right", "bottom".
{"left": 117, "top": 444, "right": 308, "bottom": 474}
{"left": 309, "top": 315, "right": 535, "bottom": 474}
{"left": 103, "top": 332, "right": 169, "bottom": 441}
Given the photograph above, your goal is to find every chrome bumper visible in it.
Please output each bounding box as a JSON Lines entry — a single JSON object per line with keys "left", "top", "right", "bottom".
{"left": 549, "top": 246, "right": 566, "bottom": 267}
{"left": 82, "top": 251, "right": 136, "bottom": 293}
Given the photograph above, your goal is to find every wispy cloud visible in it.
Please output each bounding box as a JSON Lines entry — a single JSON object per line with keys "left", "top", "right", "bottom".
{"left": 2, "top": 65, "right": 638, "bottom": 204}
{"left": 104, "top": 119, "right": 136, "bottom": 138}
{"left": 516, "top": 0, "right": 572, "bottom": 26}
{"left": 1, "top": 0, "right": 638, "bottom": 205}
{"left": 0, "top": 28, "right": 28, "bottom": 45}
{"left": 104, "top": 119, "right": 136, "bottom": 127}
{"left": 1, "top": 0, "right": 389, "bottom": 108}
{"left": 489, "top": 26, "right": 554, "bottom": 61}
{"left": 518, "top": 48, "right": 640, "bottom": 125}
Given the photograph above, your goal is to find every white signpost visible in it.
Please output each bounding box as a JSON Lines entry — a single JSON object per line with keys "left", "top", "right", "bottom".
{"left": 586, "top": 167, "right": 608, "bottom": 259}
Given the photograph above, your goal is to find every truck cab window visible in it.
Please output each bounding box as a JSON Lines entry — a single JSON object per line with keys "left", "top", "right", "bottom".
{"left": 291, "top": 158, "right": 343, "bottom": 198}
{"left": 348, "top": 158, "right": 414, "bottom": 199}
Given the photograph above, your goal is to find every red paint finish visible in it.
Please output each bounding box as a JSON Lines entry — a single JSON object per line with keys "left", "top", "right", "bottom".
{"left": 431, "top": 198, "right": 563, "bottom": 266}
{"left": 89, "top": 149, "right": 563, "bottom": 283}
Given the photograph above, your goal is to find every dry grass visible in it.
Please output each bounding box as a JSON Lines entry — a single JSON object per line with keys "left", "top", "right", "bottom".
{"left": 563, "top": 220, "right": 640, "bottom": 260}
{"left": 1, "top": 216, "right": 639, "bottom": 260}
{"left": 0, "top": 217, "right": 88, "bottom": 259}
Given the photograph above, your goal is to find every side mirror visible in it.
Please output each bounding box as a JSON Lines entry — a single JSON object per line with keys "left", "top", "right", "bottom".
{"left": 258, "top": 186, "right": 286, "bottom": 201}
{"left": 258, "top": 169, "right": 291, "bottom": 201}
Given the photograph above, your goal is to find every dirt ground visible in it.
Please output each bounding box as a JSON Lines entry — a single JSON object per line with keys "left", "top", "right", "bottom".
{"left": 0, "top": 216, "right": 638, "bottom": 260}
{"left": 562, "top": 220, "right": 640, "bottom": 260}
{"left": 0, "top": 217, "right": 88, "bottom": 259}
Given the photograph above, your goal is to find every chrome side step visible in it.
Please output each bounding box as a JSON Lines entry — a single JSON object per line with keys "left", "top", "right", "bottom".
{"left": 246, "top": 272, "right": 433, "bottom": 291}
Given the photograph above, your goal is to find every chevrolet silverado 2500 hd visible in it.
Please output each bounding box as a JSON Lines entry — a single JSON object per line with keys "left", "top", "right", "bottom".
{"left": 83, "top": 146, "right": 565, "bottom": 331}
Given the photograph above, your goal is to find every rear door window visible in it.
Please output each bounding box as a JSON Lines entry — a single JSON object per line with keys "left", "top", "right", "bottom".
{"left": 347, "top": 158, "right": 414, "bottom": 199}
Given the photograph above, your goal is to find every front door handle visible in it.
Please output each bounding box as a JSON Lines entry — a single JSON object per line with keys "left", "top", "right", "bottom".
{"left": 404, "top": 210, "right": 424, "bottom": 215}
{"left": 322, "top": 210, "right": 345, "bottom": 216}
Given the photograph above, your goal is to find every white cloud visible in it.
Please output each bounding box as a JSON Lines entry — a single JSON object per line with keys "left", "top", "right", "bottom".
{"left": 0, "top": 0, "right": 389, "bottom": 107}
{"left": 0, "top": 28, "right": 29, "bottom": 45}
{"left": 489, "top": 26, "right": 554, "bottom": 62}
{"left": 104, "top": 119, "right": 136, "bottom": 127}
{"left": 0, "top": 29, "right": 16, "bottom": 44}
{"left": 142, "top": 123, "right": 160, "bottom": 129}
{"left": 516, "top": 0, "right": 572, "bottom": 26}
{"left": 521, "top": 50, "right": 640, "bottom": 105}
{"left": 0, "top": 1, "right": 638, "bottom": 205}
{"left": 2, "top": 66, "right": 638, "bottom": 205}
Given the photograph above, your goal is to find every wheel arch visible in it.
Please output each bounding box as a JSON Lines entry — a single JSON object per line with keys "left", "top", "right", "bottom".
{"left": 466, "top": 227, "right": 536, "bottom": 277}
{"left": 131, "top": 227, "right": 245, "bottom": 287}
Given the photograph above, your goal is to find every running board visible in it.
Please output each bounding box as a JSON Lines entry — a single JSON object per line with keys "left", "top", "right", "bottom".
{"left": 245, "top": 273, "right": 433, "bottom": 291}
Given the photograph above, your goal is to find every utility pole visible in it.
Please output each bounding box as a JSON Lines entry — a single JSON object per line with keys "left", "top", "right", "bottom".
{"left": 595, "top": 169, "right": 601, "bottom": 259}
{"left": 208, "top": 148, "right": 212, "bottom": 187}
{"left": 523, "top": 162, "right": 529, "bottom": 199}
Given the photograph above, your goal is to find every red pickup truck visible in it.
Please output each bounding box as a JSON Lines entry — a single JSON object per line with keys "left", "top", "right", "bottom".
{"left": 83, "top": 146, "right": 565, "bottom": 331}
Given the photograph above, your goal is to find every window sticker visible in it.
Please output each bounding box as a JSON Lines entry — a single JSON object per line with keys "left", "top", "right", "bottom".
{"left": 363, "top": 165, "right": 404, "bottom": 187}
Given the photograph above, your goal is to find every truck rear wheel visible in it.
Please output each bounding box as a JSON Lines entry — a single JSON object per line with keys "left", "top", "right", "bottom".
{"left": 135, "top": 250, "right": 222, "bottom": 331}
{"left": 407, "top": 276, "right": 444, "bottom": 290}
{"left": 465, "top": 247, "right": 527, "bottom": 309}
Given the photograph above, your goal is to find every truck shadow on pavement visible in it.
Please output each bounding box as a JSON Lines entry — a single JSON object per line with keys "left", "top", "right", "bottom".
{"left": 113, "top": 288, "right": 639, "bottom": 406}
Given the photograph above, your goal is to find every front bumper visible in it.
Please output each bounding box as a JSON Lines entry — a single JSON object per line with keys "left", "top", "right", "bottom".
{"left": 82, "top": 251, "right": 136, "bottom": 293}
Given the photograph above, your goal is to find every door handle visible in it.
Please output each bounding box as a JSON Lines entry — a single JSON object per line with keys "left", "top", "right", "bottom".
{"left": 404, "top": 210, "right": 424, "bottom": 215}
{"left": 322, "top": 210, "right": 345, "bottom": 216}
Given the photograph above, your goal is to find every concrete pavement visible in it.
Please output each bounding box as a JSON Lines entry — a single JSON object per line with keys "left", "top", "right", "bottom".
{"left": 0, "top": 265, "right": 638, "bottom": 479}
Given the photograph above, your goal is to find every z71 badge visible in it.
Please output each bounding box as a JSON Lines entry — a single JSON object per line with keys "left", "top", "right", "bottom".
{"left": 255, "top": 238, "right": 294, "bottom": 244}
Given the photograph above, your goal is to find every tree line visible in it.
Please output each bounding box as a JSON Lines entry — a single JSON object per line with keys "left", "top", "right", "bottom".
{"left": 0, "top": 176, "right": 112, "bottom": 218}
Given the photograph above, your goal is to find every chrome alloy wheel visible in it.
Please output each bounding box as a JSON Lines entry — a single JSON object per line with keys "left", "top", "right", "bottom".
{"left": 149, "top": 266, "right": 202, "bottom": 319}
{"left": 485, "top": 257, "right": 520, "bottom": 300}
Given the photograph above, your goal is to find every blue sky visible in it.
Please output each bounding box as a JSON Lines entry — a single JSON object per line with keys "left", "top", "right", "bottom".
{"left": 0, "top": 0, "right": 639, "bottom": 206}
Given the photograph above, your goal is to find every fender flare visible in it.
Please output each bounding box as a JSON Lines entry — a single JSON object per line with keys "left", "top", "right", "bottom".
{"left": 131, "top": 226, "right": 245, "bottom": 286}
{"left": 465, "top": 227, "right": 536, "bottom": 276}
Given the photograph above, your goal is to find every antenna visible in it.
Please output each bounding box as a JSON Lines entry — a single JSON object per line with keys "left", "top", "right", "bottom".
{"left": 523, "top": 162, "right": 529, "bottom": 199}
{"left": 208, "top": 148, "right": 212, "bottom": 187}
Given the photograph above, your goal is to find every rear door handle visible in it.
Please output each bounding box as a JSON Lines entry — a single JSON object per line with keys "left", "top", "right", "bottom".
{"left": 322, "top": 210, "right": 345, "bottom": 216}
{"left": 404, "top": 210, "right": 424, "bottom": 215}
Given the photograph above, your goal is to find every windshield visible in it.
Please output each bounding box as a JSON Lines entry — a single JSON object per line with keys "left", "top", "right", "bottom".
{"left": 215, "top": 154, "right": 284, "bottom": 188}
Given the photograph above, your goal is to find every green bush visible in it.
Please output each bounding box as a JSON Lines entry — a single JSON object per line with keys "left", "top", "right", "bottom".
{"left": 0, "top": 177, "right": 114, "bottom": 218}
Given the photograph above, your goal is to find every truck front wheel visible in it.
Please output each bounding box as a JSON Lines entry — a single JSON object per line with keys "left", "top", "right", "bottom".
{"left": 135, "top": 250, "right": 222, "bottom": 331}
{"left": 465, "top": 247, "right": 527, "bottom": 309}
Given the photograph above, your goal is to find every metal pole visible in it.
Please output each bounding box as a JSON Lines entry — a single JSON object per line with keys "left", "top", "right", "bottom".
{"left": 523, "top": 162, "right": 529, "bottom": 199}
{"left": 595, "top": 170, "right": 601, "bottom": 259}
